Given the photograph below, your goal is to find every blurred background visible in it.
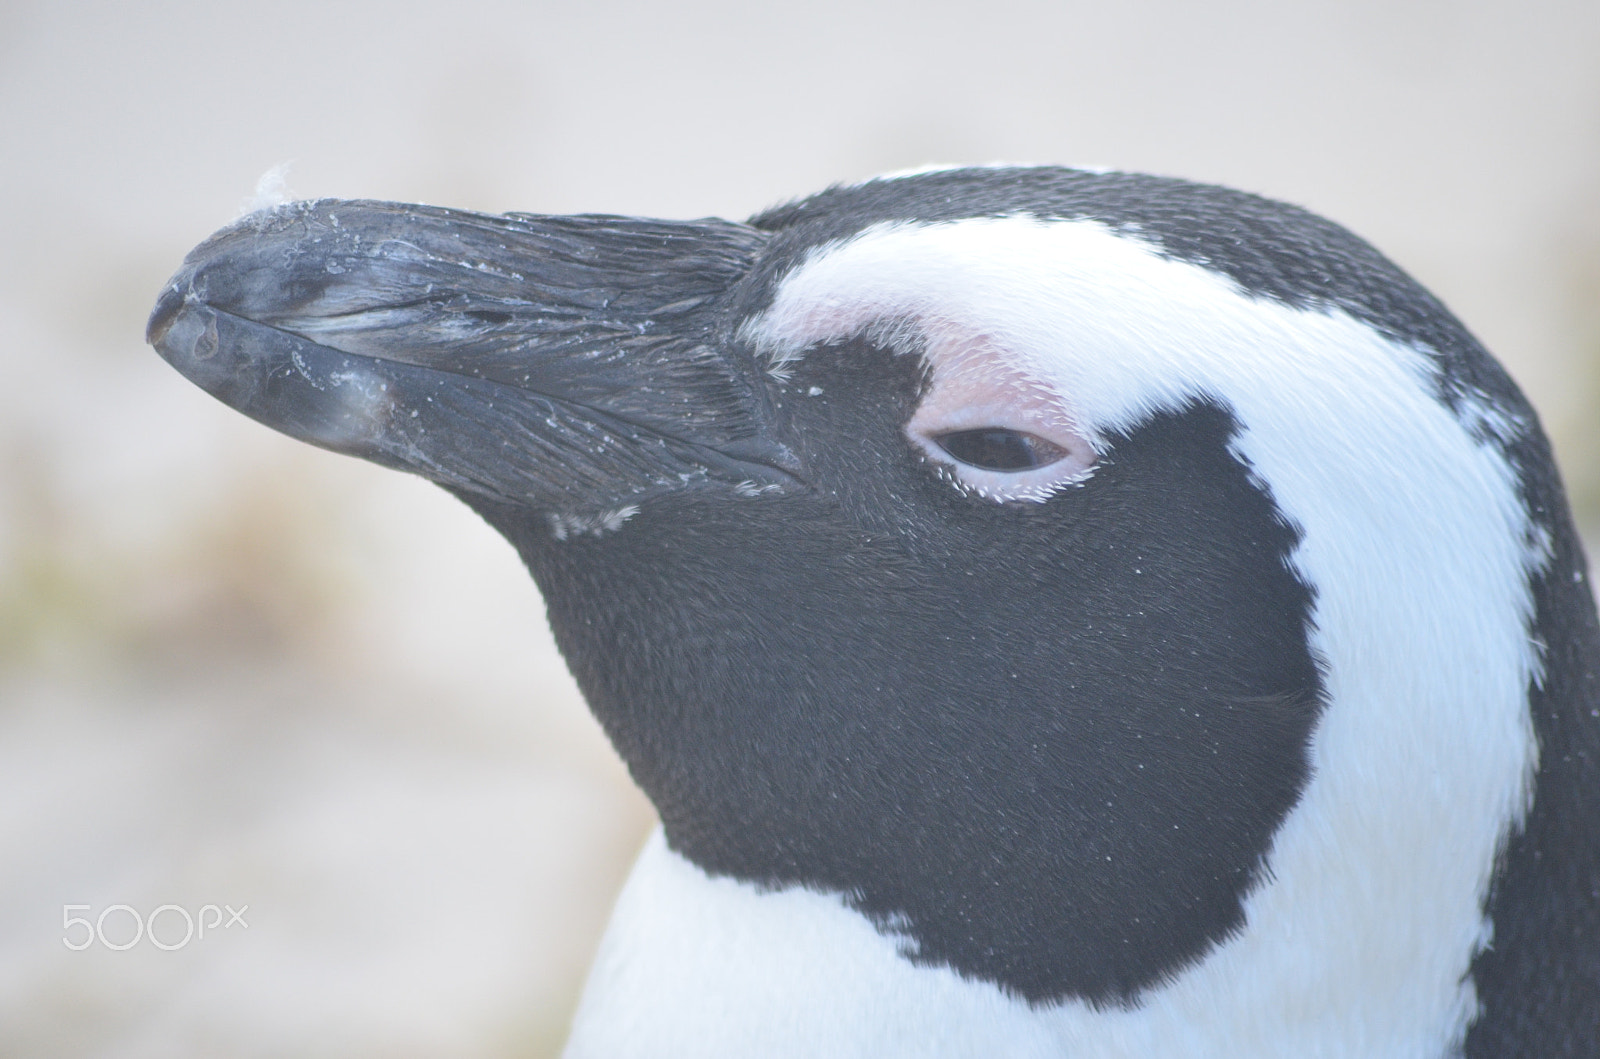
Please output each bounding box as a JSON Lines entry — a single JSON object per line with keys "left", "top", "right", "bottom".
{"left": 1, "top": 1, "right": 1597, "bottom": 1055}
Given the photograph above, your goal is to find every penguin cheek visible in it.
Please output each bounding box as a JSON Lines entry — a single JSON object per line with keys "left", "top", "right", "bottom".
{"left": 904, "top": 341, "right": 1096, "bottom": 502}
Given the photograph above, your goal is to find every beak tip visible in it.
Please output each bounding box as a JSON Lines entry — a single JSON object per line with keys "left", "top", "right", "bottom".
{"left": 147, "top": 296, "right": 225, "bottom": 393}
{"left": 146, "top": 281, "right": 188, "bottom": 348}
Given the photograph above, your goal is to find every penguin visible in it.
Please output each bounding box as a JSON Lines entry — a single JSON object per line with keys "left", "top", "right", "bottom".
{"left": 147, "top": 166, "right": 1600, "bottom": 1057}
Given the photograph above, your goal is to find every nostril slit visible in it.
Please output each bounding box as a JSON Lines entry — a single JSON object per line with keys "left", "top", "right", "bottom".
{"left": 193, "top": 315, "right": 220, "bottom": 360}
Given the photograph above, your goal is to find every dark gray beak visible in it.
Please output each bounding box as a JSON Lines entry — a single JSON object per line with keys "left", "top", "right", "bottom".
{"left": 147, "top": 200, "right": 799, "bottom": 512}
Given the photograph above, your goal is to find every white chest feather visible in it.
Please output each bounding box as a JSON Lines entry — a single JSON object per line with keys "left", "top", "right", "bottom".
{"left": 569, "top": 820, "right": 1482, "bottom": 1059}
{"left": 566, "top": 830, "right": 1065, "bottom": 1058}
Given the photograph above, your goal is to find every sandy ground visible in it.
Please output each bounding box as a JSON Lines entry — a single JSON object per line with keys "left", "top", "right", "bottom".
{"left": 1, "top": 1, "right": 1597, "bottom": 1055}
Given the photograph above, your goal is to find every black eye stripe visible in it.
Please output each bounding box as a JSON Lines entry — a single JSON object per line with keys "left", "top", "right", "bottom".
{"left": 934, "top": 429, "right": 1069, "bottom": 472}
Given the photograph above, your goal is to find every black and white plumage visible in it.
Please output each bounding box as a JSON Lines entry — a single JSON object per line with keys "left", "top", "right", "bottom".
{"left": 147, "top": 167, "right": 1600, "bottom": 1056}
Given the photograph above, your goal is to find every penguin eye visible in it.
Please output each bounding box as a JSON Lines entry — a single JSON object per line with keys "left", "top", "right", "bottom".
{"left": 933, "top": 429, "right": 1069, "bottom": 471}
{"left": 899, "top": 339, "right": 1097, "bottom": 501}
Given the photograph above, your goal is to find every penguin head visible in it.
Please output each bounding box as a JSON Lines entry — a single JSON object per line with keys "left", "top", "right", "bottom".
{"left": 148, "top": 168, "right": 1555, "bottom": 1016}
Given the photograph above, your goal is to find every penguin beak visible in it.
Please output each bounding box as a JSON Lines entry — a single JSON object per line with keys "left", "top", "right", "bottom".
{"left": 147, "top": 200, "right": 800, "bottom": 511}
